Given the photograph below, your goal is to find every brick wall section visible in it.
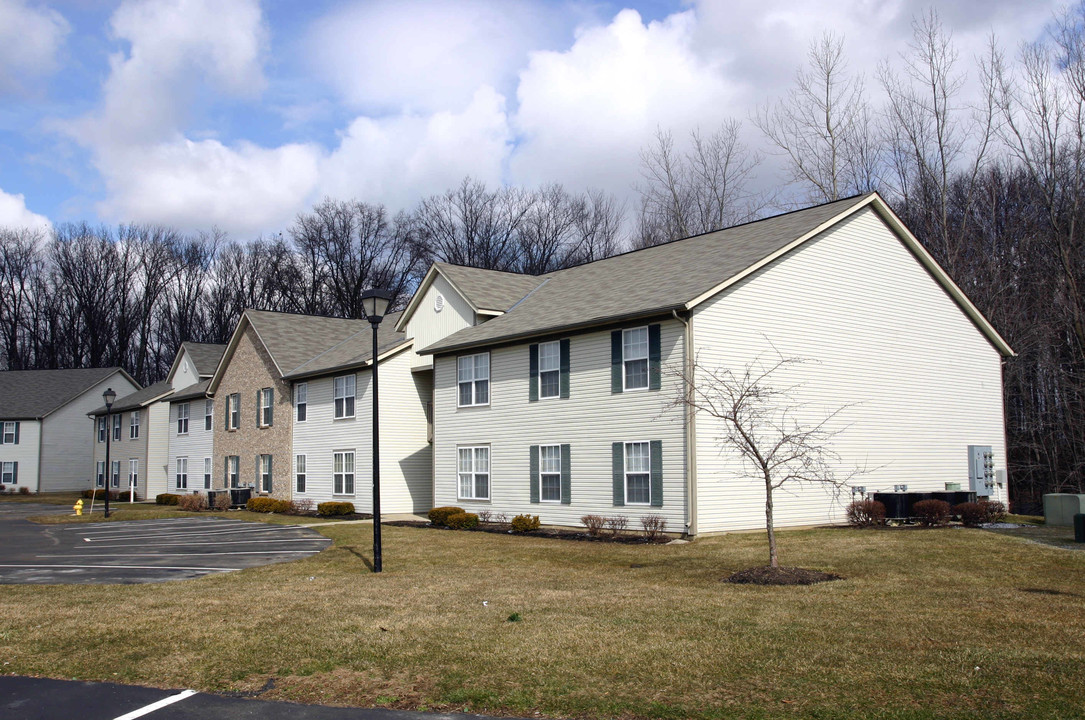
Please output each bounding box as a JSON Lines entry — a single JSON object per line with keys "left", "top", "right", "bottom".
{"left": 213, "top": 325, "right": 293, "bottom": 500}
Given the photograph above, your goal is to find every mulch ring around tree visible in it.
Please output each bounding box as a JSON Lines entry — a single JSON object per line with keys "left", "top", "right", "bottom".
{"left": 724, "top": 565, "right": 843, "bottom": 585}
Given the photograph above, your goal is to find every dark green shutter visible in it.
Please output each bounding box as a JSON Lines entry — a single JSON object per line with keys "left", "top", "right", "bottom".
{"left": 560, "top": 443, "right": 571, "bottom": 504}
{"left": 12, "top": 462, "right": 17, "bottom": 484}
{"left": 268, "top": 389, "right": 274, "bottom": 426}
{"left": 255, "top": 390, "right": 261, "bottom": 427}
{"left": 529, "top": 445, "right": 540, "bottom": 503}
{"left": 650, "top": 440, "right": 663, "bottom": 507}
{"left": 13, "top": 422, "right": 18, "bottom": 444}
{"left": 648, "top": 324, "right": 662, "bottom": 391}
{"left": 267, "top": 455, "right": 273, "bottom": 492}
{"left": 529, "top": 345, "right": 539, "bottom": 402}
{"left": 612, "top": 442, "right": 625, "bottom": 506}
{"left": 611, "top": 331, "right": 622, "bottom": 393}
{"left": 559, "top": 339, "right": 570, "bottom": 399}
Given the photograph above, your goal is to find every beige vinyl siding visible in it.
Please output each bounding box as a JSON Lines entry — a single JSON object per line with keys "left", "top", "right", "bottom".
{"left": 145, "top": 401, "right": 171, "bottom": 497}
{"left": 92, "top": 408, "right": 149, "bottom": 495}
{"left": 404, "top": 274, "right": 476, "bottom": 367}
{"left": 171, "top": 351, "right": 200, "bottom": 390}
{"left": 432, "top": 320, "right": 687, "bottom": 531}
{"left": 0, "top": 420, "right": 40, "bottom": 491}
{"left": 166, "top": 400, "right": 213, "bottom": 496}
{"left": 692, "top": 207, "right": 1007, "bottom": 533}
{"left": 292, "top": 347, "right": 433, "bottom": 513}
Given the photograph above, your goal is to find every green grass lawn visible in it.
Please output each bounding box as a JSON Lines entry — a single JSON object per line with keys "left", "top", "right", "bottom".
{"left": 0, "top": 523, "right": 1082, "bottom": 720}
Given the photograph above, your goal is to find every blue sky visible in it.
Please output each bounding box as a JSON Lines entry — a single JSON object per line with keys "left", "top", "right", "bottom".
{"left": 0, "top": 0, "right": 1061, "bottom": 237}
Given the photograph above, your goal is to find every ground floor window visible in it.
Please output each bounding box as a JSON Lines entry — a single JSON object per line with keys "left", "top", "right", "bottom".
{"left": 176, "top": 458, "right": 188, "bottom": 490}
{"left": 295, "top": 455, "right": 306, "bottom": 493}
{"left": 333, "top": 451, "right": 354, "bottom": 495}
{"left": 259, "top": 454, "right": 273, "bottom": 493}
{"left": 624, "top": 442, "right": 651, "bottom": 505}
{"left": 540, "top": 445, "right": 561, "bottom": 502}
{"left": 226, "top": 455, "right": 239, "bottom": 488}
{"left": 128, "top": 459, "right": 138, "bottom": 490}
{"left": 458, "top": 446, "right": 490, "bottom": 500}
{"left": 111, "top": 460, "right": 121, "bottom": 488}
{"left": 1, "top": 461, "right": 16, "bottom": 484}
{"left": 203, "top": 458, "right": 212, "bottom": 489}
{"left": 96, "top": 461, "right": 105, "bottom": 488}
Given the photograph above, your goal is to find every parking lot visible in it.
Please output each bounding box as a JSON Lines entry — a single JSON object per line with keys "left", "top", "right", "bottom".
{"left": 0, "top": 505, "right": 331, "bottom": 584}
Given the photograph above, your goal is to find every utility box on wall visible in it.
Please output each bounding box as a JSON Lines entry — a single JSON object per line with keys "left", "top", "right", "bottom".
{"left": 968, "top": 445, "right": 994, "bottom": 497}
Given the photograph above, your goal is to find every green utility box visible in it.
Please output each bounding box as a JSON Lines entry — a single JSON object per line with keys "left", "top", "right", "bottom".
{"left": 1043, "top": 494, "right": 1085, "bottom": 526}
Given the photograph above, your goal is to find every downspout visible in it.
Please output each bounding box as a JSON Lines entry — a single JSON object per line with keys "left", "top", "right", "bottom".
{"left": 672, "top": 309, "right": 697, "bottom": 538}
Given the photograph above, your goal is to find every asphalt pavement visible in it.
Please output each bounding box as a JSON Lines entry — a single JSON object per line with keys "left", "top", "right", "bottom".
{"left": 0, "top": 503, "right": 331, "bottom": 584}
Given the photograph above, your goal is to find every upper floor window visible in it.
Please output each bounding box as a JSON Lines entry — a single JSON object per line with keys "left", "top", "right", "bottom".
{"left": 457, "top": 353, "right": 489, "bottom": 407}
{"left": 226, "top": 393, "right": 240, "bottom": 430}
{"left": 204, "top": 399, "right": 213, "bottom": 431}
{"left": 333, "top": 375, "right": 355, "bottom": 419}
{"left": 97, "top": 417, "right": 106, "bottom": 443}
{"left": 1, "top": 421, "right": 19, "bottom": 445}
{"left": 177, "top": 403, "right": 190, "bottom": 434}
{"left": 538, "top": 342, "right": 560, "bottom": 399}
{"left": 258, "top": 388, "right": 273, "bottom": 427}
{"left": 612, "top": 325, "right": 661, "bottom": 394}
{"left": 623, "top": 327, "right": 649, "bottom": 391}
{"left": 130, "top": 410, "right": 140, "bottom": 439}
{"left": 112, "top": 414, "right": 122, "bottom": 441}
{"left": 295, "top": 383, "right": 307, "bottom": 422}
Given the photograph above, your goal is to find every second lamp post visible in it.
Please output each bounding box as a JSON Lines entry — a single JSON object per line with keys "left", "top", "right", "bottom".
{"left": 360, "top": 289, "right": 392, "bottom": 573}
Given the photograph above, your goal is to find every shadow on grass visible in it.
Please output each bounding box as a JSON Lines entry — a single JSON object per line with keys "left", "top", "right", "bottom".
{"left": 341, "top": 545, "right": 375, "bottom": 572}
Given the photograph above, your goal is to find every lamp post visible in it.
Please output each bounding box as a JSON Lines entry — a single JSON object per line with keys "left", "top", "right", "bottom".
{"left": 361, "top": 289, "right": 392, "bottom": 573}
{"left": 102, "top": 387, "right": 116, "bottom": 519}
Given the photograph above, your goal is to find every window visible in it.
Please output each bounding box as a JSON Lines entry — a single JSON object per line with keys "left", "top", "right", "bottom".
{"left": 333, "top": 375, "right": 355, "bottom": 418}
{"left": 333, "top": 451, "right": 355, "bottom": 494}
{"left": 176, "top": 458, "right": 188, "bottom": 490}
{"left": 1, "top": 421, "right": 19, "bottom": 444}
{"left": 623, "top": 327, "right": 649, "bottom": 391}
{"left": 540, "top": 445, "right": 561, "bottom": 502}
{"left": 295, "top": 383, "right": 307, "bottom": 422}
{"left": 457, "top": 446, "right": 490, "bottom": 500}
{"left": 226, "top": 455, "right": 239, "bottom": 488}
{"left": 1, "top": 461, "right": 16, "bottom": 484}
{"left": 227, "top": 393, "right": 240, "bottom": 430}
{"left": 457, "top": 353, "right": 489, "bottom": 407}
{"left": 96, "top": 461, "right": 105, "bottom": 488}
{"left": 111, "top": 460, "right": 121, "bottom": 488}
{"left": 128, "top": 459, "right": 138, "bottom": 490}
{"left": 130, "top": 410, "right": 140, "bottom": 439}
{"left": 97, "top": 417, "right": 106, "bottom": 443}
{"left": 205, "top": 399, "right": 213, "bottom": 431}
{"left": 258, "top": 388, "right": 273, "bottom": 427}
{"left": 112, "top": 414, "right": 122, "bottom": 441}
{"left": 203, "top": 457, "right": 212, "bottom": 490}
{"left": 538, "top": 342, "right": 560, "bottom": 399}
{"left": 177, "top": 403, "right": 190, "bottom": 434}
{"left": 624, "top": 442, "right": 651, "bottom": 505}
{"left": 259, "top": 454, "right": 273, "bottom": 493}
{"left": 295, "top": 455, "right": 306, "bottom": 493}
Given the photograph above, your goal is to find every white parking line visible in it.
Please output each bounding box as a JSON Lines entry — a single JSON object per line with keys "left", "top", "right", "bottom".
{"left": 63, "top": 519, "right": 245, "bottom": 531}
{"left": 0, "top": 563, "right": 234, "bottom": 572}
{"left": 77, "top": 538, "right": 329, "bottom": 548}
{"left": 112, "top": 689, "right": 196, "bottom": 719}
{"left": 83, "top": 525, "right": 305, "bottom": 542}
{"left": 37, "top": 550, "right": 322, "bottom": 558}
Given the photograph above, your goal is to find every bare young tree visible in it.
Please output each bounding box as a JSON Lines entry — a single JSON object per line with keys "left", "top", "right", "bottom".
{"left": 669, "top": 354, "right": 858, "bottom": 568}
{"left": 755, "top": 32, "right": 879, "bottom": 204}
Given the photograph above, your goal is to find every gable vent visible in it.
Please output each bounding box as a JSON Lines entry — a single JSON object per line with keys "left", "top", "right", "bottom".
{"left": 435, "top": 293, "right": 445, "bottom": 312}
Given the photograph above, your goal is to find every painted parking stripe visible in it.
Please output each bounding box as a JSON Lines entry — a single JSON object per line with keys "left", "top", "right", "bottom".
{"left": 62, "top": 519, "right": 248, "bottom": 531}
{"left": 83, "top": 525, "right": 307, "bottom": 542}
{"left": 72, "top": 522, "right": 257, "bottom": 536}
{"left": 37, "top": 550, "right": 322, "bottom": 558}
{"left": 78, "top": 538, "right": 330, "bottom": 548}
{"left": 0, "top": 563, "right": 235, "bottom": 572}
{"left": 112, "top": 689, "right": 196, "bottom": 719}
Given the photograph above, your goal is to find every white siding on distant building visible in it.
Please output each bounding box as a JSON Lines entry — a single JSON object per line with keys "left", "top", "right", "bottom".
{"left": 432, "top": 320, "right": 688, "bottom": 531}
{"left": 0, "top": 420, "right": 40, "bottom": 492}
{"left": 692, "top": 207, "right": 1008, "bottom": 533}
{"left": 292, "top": 347, "right": 432, "bottom": 513}
{"left": 145, "top": 401, "right": 171, "bottom": 497}
{"left": 92, "top": 409, "right": 148, "bottom": 495}
{"left": 170, "top": 352, "right": 201, "bottom": 391}
{"left": 403, "top": 274, "right": 476, "bottom": 367}
{"left": 167, "top": 399, "right": 214, "bottom": 496}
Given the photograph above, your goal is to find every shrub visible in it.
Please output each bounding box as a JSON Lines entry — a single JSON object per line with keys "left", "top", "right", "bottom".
{"left": 83, "top": 489, "right": 117, "bottom": 500}
{"left": 981, "top": 500, "right": 1007, "bottom": 523}
{"left": 954, "top": 502, "right": 986, "bottom": 527}
{"left": 318, "top": 501, "right": 355, "bottom": 516}
{"left": 640, "top": 514, "right": 668, "bottom": 540}
{"left": 115, "top": 490, "right": 139, "bottom": 502}
{"left": 476, "top": 509, "right": 492, "bottom": 523}
{"left": 914, "top": 499, "right": 951, "bottom": 527}
{"left": 446, "top": 511, "right": 479, "bottom": 530}
{"left": 156, "top": 493, "right": 181, "bottom": 506}
{"left": 287, "top": 498, "right": 315, "bottom": 515}
{"left": 178, "top": 493, "right": 208, "bottom": 512}
{"left": 17, "top": 486, "right": 30, "bottom": 495}
{"left": 510, "top": 514, "right": 541, "bottom": 532}
{"left": 213, "top": 492, "right": 232, "bottom": 511}
{"left": 846, "top": 499, "right": 886, "bottom": 527}
{"left": 581, "top": 514, "right": 606, "bottom": 537}
{"left": 247, "top": 497, "right": 291, "bottom": 513}
{"left": 428, "top": 506, "right": 465, "bottom": 527}
{"left": 605, "top": 515, "right": 629, "bottom": 536}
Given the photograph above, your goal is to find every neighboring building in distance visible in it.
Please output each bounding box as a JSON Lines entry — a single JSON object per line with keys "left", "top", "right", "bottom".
{"left": 0, "top": 367, "right": 138, "bottom": 493}
{"left": 166, "top": 342, "right": 226, "bottom": 498}
{"left": 90, "top": 381, "right": 173, "bottom": 499}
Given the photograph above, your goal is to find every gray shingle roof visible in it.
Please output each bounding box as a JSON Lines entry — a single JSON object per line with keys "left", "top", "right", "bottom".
{"left": 434, "top": 262, "right": 549, "bottom": 312}
{"left": 0, "top": 367, "right": 131, "bottom": 420}
{"left": 244, "top": 310, "right": 410, "bottom": 380}
{"left": 420, "top": 195, "right": 871, "bottom": 355}
{"left": 89, "top": 380, "right": 174, "bottom": 416}
{"left": 182, "top": 342, "right": 227, "bottom": 377}
{"left": 169, "top": 379, "right": 211, "bottom": 403}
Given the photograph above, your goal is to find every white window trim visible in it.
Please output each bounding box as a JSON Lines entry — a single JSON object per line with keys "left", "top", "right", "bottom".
{"left": 332, "top": 449, "right": 356, "bottom": 495}
{"left": 204, "top": 399, "right": 213, "bottom": 431}
{"left": 457, "top": 352, "right": 491, "bottom": 408}
{"left": 112, "top": 414, "right": 123, "bottom": 441}
{"left": 111, "top": 460, "right": 121, "bottom": 488}
{"left": 130, "top": 411, "right": 140, "bottom": 439}
{"left": 2, "top": 461, "right": 16, "bottom": 484}
{"left": 128, "top": 459, "right": 138, "bottom": 489}
{"left": 3, "top": 421, "right": 17, "bottom": 444}
{"left": 333, "top": 375, "right": 356, "bottom": 420}
{"left": 538, "top": 341, "right": 561, "bottom": 400}
{"left": 96, "top": 461, "right": 105, "bottom": 488}
{"left": 203, "top": 457, "right": 212, "bottom": 490}
{"left": 457, "top": 445, "right": 491, "bottom": 501}
{"left": 259, "top": 454, "right": 273, "bottom": 493}
{"left": 177, "top": 403, "right": 190, "bottom": 435}
{"left": 227, "top": 393, "right": 240, "bottom": 431}
{"left": 624, "top": 440, "right": 652, "bottom": 506}
{"left": 227, "top": 455, "right": 240, "bottom": 488}
{"left": 258, "top": 388, "right": 273, "bottom": 428}
{"left": 295, "top": 454, "right": 306, "bottom": 493}
{"left": 539, "top": 443, "right": 561, "bottom": 503}
{"left": 622, "top": 326, "right": 650, "bottom": 393}
{"left": 295, "top": 383, "right": 307, "bottom": 423}
{"left": 176, "top": 457, "right": 188, "bottom": 490}
{"left": 97, "top": 417, "right": 106, "bottom": 443}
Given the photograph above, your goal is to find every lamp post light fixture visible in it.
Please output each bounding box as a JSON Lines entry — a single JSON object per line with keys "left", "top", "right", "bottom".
{"left": 361, "top": 289, "right": 393, "bottom": 573}
{"left": 102, "top": 387, "right": 117, "bottom": 519}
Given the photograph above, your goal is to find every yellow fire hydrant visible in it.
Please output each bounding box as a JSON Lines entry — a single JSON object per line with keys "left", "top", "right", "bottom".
{"left": 73, "top": 499, "right": 83, "bottom": 516}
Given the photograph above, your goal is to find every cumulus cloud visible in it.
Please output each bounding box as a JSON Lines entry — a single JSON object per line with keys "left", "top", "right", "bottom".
{"left": 0, "top": 188, "right": 50, "bottom": 231}
{"left": 306, "top": 0, "right": 563, "bottom": 114}
{"left": 0, "top": 0, "right": 69, "bottom": 95}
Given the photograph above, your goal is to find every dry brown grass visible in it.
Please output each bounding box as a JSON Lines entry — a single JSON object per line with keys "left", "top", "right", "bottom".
{"left": 0, "top": 523, "right": 1082, "bottom": 719}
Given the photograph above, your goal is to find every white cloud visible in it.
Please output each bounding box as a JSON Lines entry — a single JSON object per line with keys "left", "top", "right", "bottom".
{"left": 0, "top": 187, "right": 51, "bottom": 231}
{"left": 0, "top": 0, "right": 69, "bottom": 95}
{"left": 306, "top": 0, "right": 562, "bottom": 114}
